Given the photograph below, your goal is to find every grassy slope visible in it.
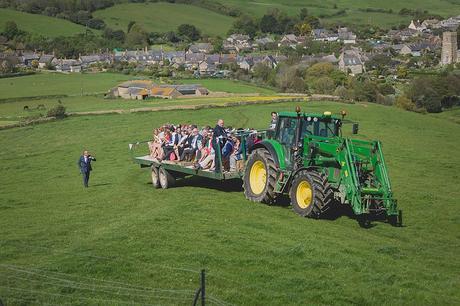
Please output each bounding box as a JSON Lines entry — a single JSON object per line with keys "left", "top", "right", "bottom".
{"left": 0, "top": 73, "right": 133, "bottom": 99}
{"left": 0, "top": 74, "right": 277, "bottom": 120}
{"left": 93, "top": 2, "right": 235, "bottom": 37}
{"left": 0, "top": 101, "right": 459, "bottom": 305}
{"left": 223, "top": 0, "right": 460, "bottom": 28}
{"left": 0, "top": 9, "right": 91, "bottom": 38}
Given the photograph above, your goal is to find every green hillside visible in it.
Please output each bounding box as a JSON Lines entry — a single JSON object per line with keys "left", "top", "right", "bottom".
{"left": 93, "top": 2, "right": 235, "bottom": 37}
{"left": 0, "top": 8, "right": 92, "bottom": 38}
{"left": 0, "top": 101, "right": 459, "bottom": 304}
{"left": 224, "top": 0, "right": 460, "bottom": 27}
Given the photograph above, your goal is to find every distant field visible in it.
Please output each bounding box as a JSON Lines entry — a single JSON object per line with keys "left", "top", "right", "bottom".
{"left": 0, "top": 101, "right": 459, "bottom": 304}
{"left": 0, "top": 74, "right": 279, "bottom": 122}
{"left": 0, "top": 73, "right": 132, "bottom": 99}
{"left": 0, "top": 9, "right": 92, "bottom": 37}
{"left": 222, "top": 0, "right": 460, "bottom": 28}
{"left": 94, "top": 2, "right": 235, "bottom": 37}
{"left": 178, "top": 79, "right": 275, "bottom": 94}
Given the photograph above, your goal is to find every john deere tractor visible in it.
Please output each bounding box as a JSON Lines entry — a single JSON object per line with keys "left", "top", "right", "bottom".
{"left": 243, "top": 107, "right": 401, "bottom": 226}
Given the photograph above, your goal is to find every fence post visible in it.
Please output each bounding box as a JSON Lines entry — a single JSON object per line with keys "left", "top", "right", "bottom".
{"left": 201, "top": 269, "right": 206, "bottom": 306}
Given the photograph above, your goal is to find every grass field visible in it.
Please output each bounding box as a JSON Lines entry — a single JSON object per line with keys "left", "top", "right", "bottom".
{"left": 91, "top": 0, "right": 460, "bottom": 32}
{"left": 0, "top": 73, "right": 133, "bottom": 99}
{"left": 0, "top": 74, "right": 278, "bottom": 123}
{"left": 209, "top": 0, "right": 460, "bottom": 29}
{"left": 0, "top": 9, "right": 92, "bottom": 38}
{"left": 0, "top": 100, "right": 459, "bottom": 305}
{"left": 93, "top": 2, "right": 235, "bottom": 37}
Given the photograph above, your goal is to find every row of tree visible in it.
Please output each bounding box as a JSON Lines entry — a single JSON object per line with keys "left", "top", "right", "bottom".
{"left": 229, "top": 8, "right": 320, "bottom": 38}
{"left": 0, "top": 0, "right": 114, "bottom": 30}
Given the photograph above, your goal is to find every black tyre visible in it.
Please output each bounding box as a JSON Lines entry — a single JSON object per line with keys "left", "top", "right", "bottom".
{"left": 151, "top": 166, "right": 160, "bottom": 189}
{"left": 159, "top": 167, "right": 175, "bottom": 189}
{"left": 243, "top": 149, "right": 277, "bottom": 204}
{"left": 289, "top": 170, "right": 333, "bottom": 218}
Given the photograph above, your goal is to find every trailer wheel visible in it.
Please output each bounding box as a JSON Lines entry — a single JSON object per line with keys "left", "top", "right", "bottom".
{"left": 243, "top": 149, "right": 277, "bottom": 204}
{"left": 151, "top": 166, "right": 160, "bottom": 189}
{"left": 159, "top": 167, "right": 175, "bottom": 189}
{"left": 289, "top": 170, "right": 333, "bottom": 218}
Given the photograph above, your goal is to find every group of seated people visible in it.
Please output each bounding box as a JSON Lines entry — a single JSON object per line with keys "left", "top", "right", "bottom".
{"left": 148, "top": 119, "right": 246, "bottom": 172}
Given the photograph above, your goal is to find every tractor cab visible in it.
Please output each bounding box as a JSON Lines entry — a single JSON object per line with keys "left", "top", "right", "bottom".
{"left": 274, "top": 111, "right": 342, "bottom": 146}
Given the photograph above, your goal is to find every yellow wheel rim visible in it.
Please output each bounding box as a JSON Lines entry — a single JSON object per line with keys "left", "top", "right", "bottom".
{"left": 296, "top": 181, "right": 313, "bottom": 209}
{"left": 249, "top": 160, "right": 267, "bottom": 195}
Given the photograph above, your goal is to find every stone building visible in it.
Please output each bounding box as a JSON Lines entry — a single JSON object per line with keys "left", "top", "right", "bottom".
{"left": 441, "top": 31, "right": 458, "bottom": 65}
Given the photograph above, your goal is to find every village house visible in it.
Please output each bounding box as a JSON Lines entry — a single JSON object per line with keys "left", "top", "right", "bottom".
{"left": 54, "top": 59, "right": 82, "bottom": 73}
{"left": 338, "top": 49, "right": 367, "bottom": 75}
{"left": 223, "top": 34, "right": 254, "bottom": 53}
{"left": 79, "top": 54, "right": 111, "bottom": 69}
{"left": 387, "top": 29, "right": 420, "bottom": 42}
{"left": 300, "top": 54, "right": 338, "bottom": 65}
{"left": 439, "top": 15, "right": 460, "bottom": 30}
{"left": 399, "top": 42, "right": 435, "bottom": 57}
{"left": 188, "top": 43, "right": 213, "bottom": 54}
{"left": 198, "top": 60, "right": 217, "bottom": 75}
{"left": 237, "top": 56, "right": 254, "bottom": 70}
{"left": 338, "top": 28, "right": 357, "bottom": 44}
{"left": 278, "top": 34, "right": 306, "bottom": 48}
{"left": 311, "top": 29, "right": 339, "bottom": 42}
{"left": 408, "top": 20, "right": 427, "bottom": 32}
{"left": 18, "top": 52, "right": 40, "bottom": 67}
{"left": 38, "top": 54, "right": 54, "bottom": 69}
{"left": 255, "top": 37, "right": 275, "bottom": 48}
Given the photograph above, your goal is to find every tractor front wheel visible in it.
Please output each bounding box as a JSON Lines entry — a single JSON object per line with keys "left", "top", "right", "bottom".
{"left": 243, "top": 149, "right": 277, "bottom": 204}
{"left": 289, "top": 170, "right": 333, "bottom": 218}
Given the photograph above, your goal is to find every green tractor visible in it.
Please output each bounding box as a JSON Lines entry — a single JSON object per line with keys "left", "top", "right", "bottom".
{"left": 243, "top": 107, "right": 401, "bottom": 227}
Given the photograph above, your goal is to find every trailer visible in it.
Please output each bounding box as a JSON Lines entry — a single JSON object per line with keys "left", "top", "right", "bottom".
{"left": 129, "top": 136, "right": 250, "bottom": 189}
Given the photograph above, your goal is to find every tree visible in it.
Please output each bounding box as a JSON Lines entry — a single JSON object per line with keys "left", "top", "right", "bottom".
{"left": 127, "top": 21, "right": 136, "bottom": 33}
{"left": 260, "top": 14, "right": 278, "bottom": 33}
{"left": 253, "top": 63, "right": 273, "bottom": 82}
{"left": 87, "top": 18, "right": 105, "bottom": 30}
{"left": 4, "top": 21, "right": 19, "bottom": 40}
{"left": 177, "top": 24, "right": 201, "bottom": 41}
{"left": 394, "top": 95, "right": 416, "bottom": 111}
{"left": 313, "top": 76, "right": 335, "bottom": 94}
{"left": 295, "top": 22, "right": 312, "bottom": 36}
{"left": 0, "top": 60, "right": 14, "bottom": 74}
{"left": 299, "top": 8, "right": 309, "bottom": 20}
{"left": 230, "top": 15, "right": 258, "bottom": 38}
{"left": 304, "top": 16, "right": 320, "bottom": 28}
{"left": 125, "top": 24, "right": 149, "bottom": 47}
{"left": 306, "top": 62, "right": 334, "bottom": 77}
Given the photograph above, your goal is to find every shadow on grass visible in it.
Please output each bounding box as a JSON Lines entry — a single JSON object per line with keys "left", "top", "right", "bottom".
{"left": 152, "top": 175, "right": 244, "bottom": 192}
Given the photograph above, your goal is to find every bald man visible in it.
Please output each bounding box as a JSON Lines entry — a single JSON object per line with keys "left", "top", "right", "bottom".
{"left": 77, "top": 150, "right": 96, "bottom": 187}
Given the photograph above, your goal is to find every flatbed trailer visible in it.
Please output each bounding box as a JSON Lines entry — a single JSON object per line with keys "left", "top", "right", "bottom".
{"left": 129, "top": 138, "right": 249, "bottom": 188}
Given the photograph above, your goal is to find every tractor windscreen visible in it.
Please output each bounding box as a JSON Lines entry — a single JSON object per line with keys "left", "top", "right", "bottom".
{"left": 301, "top": 117, "right": 339, "bottom": 138}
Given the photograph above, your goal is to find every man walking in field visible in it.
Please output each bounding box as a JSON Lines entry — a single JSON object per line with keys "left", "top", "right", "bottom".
{"left": 78, "top": 150, "right": 96, "bottom": 188}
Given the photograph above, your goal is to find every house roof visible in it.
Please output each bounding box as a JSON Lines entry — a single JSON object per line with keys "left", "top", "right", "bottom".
{"left": 118, "top": 80, "right": 155, "bottom": 89}
{"left": 150, "top": 87, "right": 179, "bottom": 96}
{"left": 39, "top": 54, "right": 54, "bottom": 63}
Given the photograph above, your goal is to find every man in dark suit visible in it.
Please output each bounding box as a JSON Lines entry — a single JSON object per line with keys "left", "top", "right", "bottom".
{"left": 78, "top": 150, "right": 96, "bottom": 187}
{"left": 180, "top": 128, "right": 202, "bottom": 161}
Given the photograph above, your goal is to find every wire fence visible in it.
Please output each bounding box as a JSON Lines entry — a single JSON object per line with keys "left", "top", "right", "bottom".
{"left": 0, "top": 242, "right": 248, "bottom": 306}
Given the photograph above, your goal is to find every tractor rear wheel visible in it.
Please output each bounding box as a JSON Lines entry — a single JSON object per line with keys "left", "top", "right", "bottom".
{"left": 151, "top": 166, "right": 160, "bottom": 189}
{"left": 243, "top": 149, "right": 277, "bottom": 204}
{"left": 289, "top": 170, "right": 333, "bottom": 218}
{"left": 159, "top": 167, "right": 175, "bottom": 189}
